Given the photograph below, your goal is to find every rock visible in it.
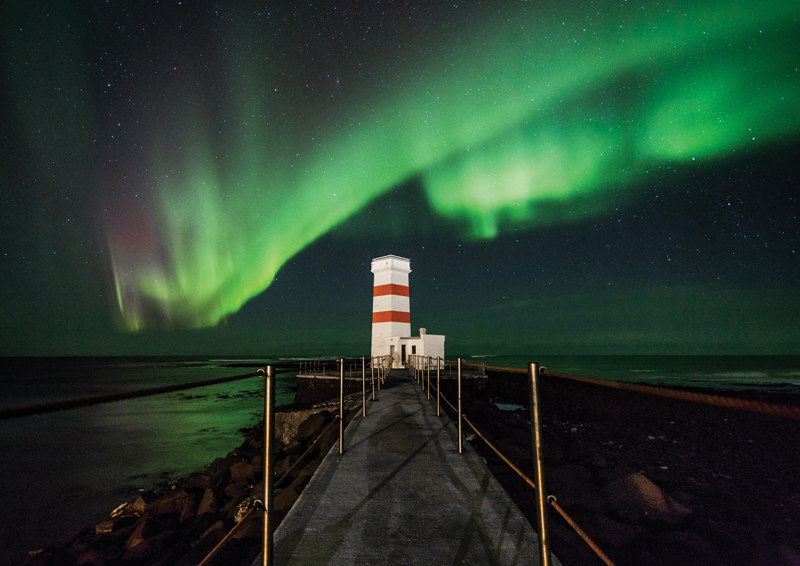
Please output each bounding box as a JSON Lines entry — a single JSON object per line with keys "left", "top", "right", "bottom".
{"left": 650, "top": 531, "right": 723, "bottom": 566}
{"left": 95, "top": 515, "right": 137, "bottom": 534}
{"left": 95, "top": 520, "right": 115, "bottom": 534}
{"left": 180, "top": 494, "right": 199, "bottom": 523}
{"left": 205, "top": 457, "right": 231, "bottom": 480}
{"left": 224, "top": 482, "right": 249, "bottom": 501}
{"left": 585, "top": 454, "right": 608, "bottom": 471}
{"left": 274, "top": 455, "right": 293, "bottom": 478}
{"left": 750, "top": 542, "right": 800, "bottom": 566}
{"left": 125, "top": 513, "right": 162, "bottom": 551}
{"left": 546, "top": 464, "right": 607, "bottom": 512}
{"left": 151, "top": 488, "right": 196, "bottom": 516}
{"left": 230, "top": 516, "right": 261, "bottom": 540}
{"left": 274, "top": 471, "right": 313, "bottom": 513}
{"left": 296, "top": 411, "right": 331, "bottom": 443}
{"left": 542, "top": 441, "right": 564, "bottom": 466}
{"left": 222, "top": 485, "right": 250, "bottom": 516}
{"left": 598, "top": 465, "right": 639, "bottom": 484}
{"left": 548, "top": 521, "right": 601, "bottom": 566}
{"left": 197, "top": 488, "right": 222, "bottom": 515}
{"left": 230, "top": 460, "right": 259, "bottom": 483}
{"left": 243, "top": 433, "right": 263, "bottom": 453}
{"left": 589, "top": 512, "right": 645, "bottom": 548}
{"left": 603, "top": 472, "right": 691, "bottom": 526}
{"left": 234, "top": 494, "right": 261, "bottom": 524}
{"left": 493, "top": 439, "right": 532, "bottom": 468}
{"left": 123, "top": 530, "right": 177, "bottom": 561}
{"left": 283, "top": 439, "right": 304, "bottom": 455}
{"left": 109, "top": 494, "right": 147, "bottom": 518}
{"left": 77, "top": 545, "right": 110, "bottom": 566}
{"left": 25, "top": 547, "right": 75, "bottom": 566}
{"left": 182, "top": 472, "right": 215, "bottom": 490}
{"left": 174, "top": 520, "right": 228, "bottom": 566}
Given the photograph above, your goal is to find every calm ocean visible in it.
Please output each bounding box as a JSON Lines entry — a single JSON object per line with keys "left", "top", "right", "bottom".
{"left": 0, "top": 357, "right": 299, "bottom": 563}
{"left": 1, "top": 355, "right": 798, "bottom": 562}
{"left": 460, "top": 355, "right": 800, "bottom": 393}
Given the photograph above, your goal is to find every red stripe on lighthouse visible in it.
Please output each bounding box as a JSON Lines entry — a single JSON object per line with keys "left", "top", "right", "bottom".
{"left": 373, "top": 284, "right": 409, "bottom": 297}
{"left": 372, "top": 311, "right": 411, "bottom": 323}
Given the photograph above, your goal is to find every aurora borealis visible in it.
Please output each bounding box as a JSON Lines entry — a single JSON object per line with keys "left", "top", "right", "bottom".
{"left": 1, "top": 0, "right": 798, "bottom": 355}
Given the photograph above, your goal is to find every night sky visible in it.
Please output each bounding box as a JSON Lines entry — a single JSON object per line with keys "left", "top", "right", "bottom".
{"left": 1, "top": 0, "right": 798, "bottom": 356}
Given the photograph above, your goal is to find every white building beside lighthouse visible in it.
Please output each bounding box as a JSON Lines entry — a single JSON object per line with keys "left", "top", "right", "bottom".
{"left": 370, "top": 254, "right": 445, "bottom": 368}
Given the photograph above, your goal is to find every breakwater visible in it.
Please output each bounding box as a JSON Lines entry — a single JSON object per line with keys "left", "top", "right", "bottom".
{"left": 5, "top": 356, "right": 800, "bottom": 565}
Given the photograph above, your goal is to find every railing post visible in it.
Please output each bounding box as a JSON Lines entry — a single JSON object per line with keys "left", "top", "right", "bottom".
{"left": 339, "top": 358, "right": 344, "bottom": 454}
{"left": 262, "top": 365, "right": 275, "bottom": 566}
{"left": 361, "top": 356, "right": 366, "bottom": 417}
{"left": 371, "top": 357, "right": 376, "bottom": 400}
{"left": 426, "top": 356, "right": 431, "bottom": 399}
{"left": 437, "top": 356, "right": 441, "bottom": 416}
{"left": 457, "top": 357, "right": 463, "bottom": 454}
{"left": 528, "top": 362, "right": 552, "bottom": 566}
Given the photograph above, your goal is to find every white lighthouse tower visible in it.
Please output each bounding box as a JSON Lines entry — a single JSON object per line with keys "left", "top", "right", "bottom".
{"left": 371, "top": 254, "right": 445, "bottom": 368}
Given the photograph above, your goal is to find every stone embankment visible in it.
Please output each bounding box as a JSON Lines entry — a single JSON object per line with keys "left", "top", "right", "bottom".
{"left": 20, "top": 395, "right": 362, "bottom": 566}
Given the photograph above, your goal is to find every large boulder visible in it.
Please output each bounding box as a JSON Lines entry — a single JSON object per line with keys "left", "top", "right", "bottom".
{"left": 230, "top": 460, "right": 259, "bottom": 484}
{"left": 124, "top": 513, "right": 162, "bottom": 551}
{"left": 197, "top": 488, "right": 222, "bottom": 515}
{"left": 296, "top": 411, "right": 332, "bottom": 443}
{"left": 149, "top": 488, "right": 196, "bottom": 516}
{"left": 603, "top": 471, "right": 691, "bottom": 526}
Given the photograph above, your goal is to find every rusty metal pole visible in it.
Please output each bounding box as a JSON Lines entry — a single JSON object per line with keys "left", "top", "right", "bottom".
{"left": 457, "top": 357, "right": 463, "bottom": 454}
{"left": 361, "top": 356, "right": 366, "bottom": 417}
{"left": 262, "top": 366, "right": 275, "bottom": 566}
{"left": 437, "top": 356, "right": 441, "bottom": 416}
{"left": 371, "top": 357, "right": 376, "bottom": 400}
{"left": 529, "top": 362, "right": 551, "bottom": 566}
{"left": 339, "top": 358, "right": 344, "bottom": 454}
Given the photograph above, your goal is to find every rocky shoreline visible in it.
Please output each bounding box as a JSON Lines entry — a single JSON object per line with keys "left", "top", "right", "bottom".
{"left": 18, "top": 394, "right": 363, "bottom": 566}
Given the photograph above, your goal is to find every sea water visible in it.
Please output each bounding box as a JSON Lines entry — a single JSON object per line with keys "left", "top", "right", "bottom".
{"left": 460, "top": 355, "right": 800, "bottom": 393}
{"left": 1, "top": 355, "right": 799, "bottom": 562}
{"left": 0, "top": 357, "right": 301, "bottom": 563}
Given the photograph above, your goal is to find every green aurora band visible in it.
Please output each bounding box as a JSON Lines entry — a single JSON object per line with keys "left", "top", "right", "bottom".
{"left": 95, "top": 0, "right": 799, "bottom": 329}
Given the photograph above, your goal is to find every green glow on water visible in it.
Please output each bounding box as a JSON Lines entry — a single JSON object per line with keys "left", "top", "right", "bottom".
{"left": 100, "top": 0, "right": 798, "bottom": 329}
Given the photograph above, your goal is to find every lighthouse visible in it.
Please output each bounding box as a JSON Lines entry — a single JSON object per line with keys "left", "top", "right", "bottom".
{"left": 371, "top": 255, "right": 445, "bottom": 368}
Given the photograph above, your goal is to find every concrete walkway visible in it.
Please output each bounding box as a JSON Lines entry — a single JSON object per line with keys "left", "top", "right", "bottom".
{"left": 263, "top": 372, "right": 560, "bottom": 565}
